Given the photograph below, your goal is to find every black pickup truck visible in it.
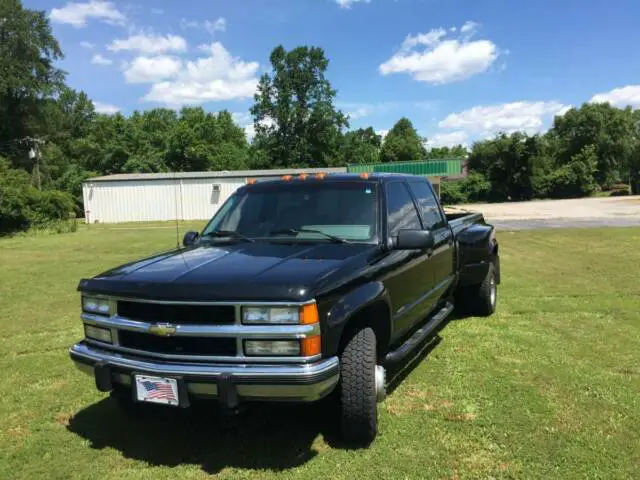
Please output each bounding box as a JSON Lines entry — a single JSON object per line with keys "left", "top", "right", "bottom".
{"left": 70, "top": 172, "right": 500, "bottom": 446}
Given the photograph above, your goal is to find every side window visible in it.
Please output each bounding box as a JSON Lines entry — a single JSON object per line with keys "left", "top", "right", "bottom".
{"left": 408, "top": 180, "right": 446, "bottom": 229}
{"left": 386, "top": 182, "right": 422, "bottom": 236}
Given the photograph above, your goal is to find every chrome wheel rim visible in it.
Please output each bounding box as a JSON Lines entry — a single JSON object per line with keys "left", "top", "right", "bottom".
{"left": 490, "top": 277, "right": 496, "bottom": 307}
{"left": 375, "top": 365, "right": 386, "bottom": 403}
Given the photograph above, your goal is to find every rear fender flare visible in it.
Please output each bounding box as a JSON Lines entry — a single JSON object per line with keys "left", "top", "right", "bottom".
{"left": 457, "top": 224, "right": 499, "bottom": 287}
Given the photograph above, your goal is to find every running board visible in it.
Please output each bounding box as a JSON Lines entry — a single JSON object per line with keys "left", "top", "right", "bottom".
{"left": 383, "top": 302, "right": 454, "bottom": 368}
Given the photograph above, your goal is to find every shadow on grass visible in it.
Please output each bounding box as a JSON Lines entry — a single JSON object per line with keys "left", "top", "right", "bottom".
{"left": 67, "top": 397, "right": 343, "bottom": 474}
{"left": 385, "top": 308, "right": 472, "bottom": 395}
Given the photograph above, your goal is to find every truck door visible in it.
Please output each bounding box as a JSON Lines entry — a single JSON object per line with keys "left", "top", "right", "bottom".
{"left": 380, "top": 181, "right": 439, "bottom": 339}
{"left": 407, "top": 179, "right": 455, "bottom": 304}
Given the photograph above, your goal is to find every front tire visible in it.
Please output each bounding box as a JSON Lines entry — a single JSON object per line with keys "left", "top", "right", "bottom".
{"left": 339, "top": 327, "right": 379, "bottom": 446}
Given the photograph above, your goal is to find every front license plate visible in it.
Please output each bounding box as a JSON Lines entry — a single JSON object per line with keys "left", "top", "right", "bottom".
{"left": 134, "top": 374, "right": 179, "bottom": 406}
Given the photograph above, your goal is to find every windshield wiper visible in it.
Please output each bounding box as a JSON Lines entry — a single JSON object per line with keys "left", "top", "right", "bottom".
{"left": 201, "top": 230, "right": 255, "bottom": 243}
{"left": 268, "top": 228, "right": 350, "bottom": 244}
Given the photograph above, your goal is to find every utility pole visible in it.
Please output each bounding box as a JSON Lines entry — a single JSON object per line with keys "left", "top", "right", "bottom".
{"left": 25, "top": 137, "right": 45, "bottom": 190}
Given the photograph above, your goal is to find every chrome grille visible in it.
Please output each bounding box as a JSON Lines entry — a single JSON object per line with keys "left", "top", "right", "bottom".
{"left": 117, "top": 301, "right": 235, "bottom": 325}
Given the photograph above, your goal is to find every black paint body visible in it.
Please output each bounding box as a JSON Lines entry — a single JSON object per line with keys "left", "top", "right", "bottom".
{"left": 78, "top": 174, "right": 499, "bottom": 359}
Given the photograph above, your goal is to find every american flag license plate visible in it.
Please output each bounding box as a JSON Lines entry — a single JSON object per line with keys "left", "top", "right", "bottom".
{"left": 134, "top": 375, "right": 179, "bottom": 406}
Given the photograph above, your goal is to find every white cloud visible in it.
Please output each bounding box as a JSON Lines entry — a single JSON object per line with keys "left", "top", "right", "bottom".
{"left": 80, "top": 41, "right": 95, "bottom": 49}
{"left": 123, "top": 55, "right": 182, "bottom": 83}
{"left": 93, "top": 101, "right": 120, "bottom": 114}
{"left": 232, "top": 112, "right": 275, "bottom": 142}
{"left": 107, "top": 33, "right": 187, "bottom": 55}
{"left": 401, "top": 29, "right": 447, "bottom": 50}
{"left": 460, "top": 21, "right": 479, "bottom": 34}
{"left": 180, "top": 19, "right": 198, "bottom": 29}
{"left": 151, "top": 8, "right": 164, "bottom": 15}
{"left": 141, "top": 42, "right": 260, "bottom": 106}
{"left": 207, "top": 18, "right": 227, "bottom": 33}
{"left": 338, "top": 101, "right": 411, "bottom": 121}
{"left": 180, "top": 17, "right": 227, "bottom": 34}
{"left": 91, "top": 53, "right": 112, "bottom": 65}
{"left": 346, "top": 105, "right": 375, "bottom": 120}
{"left": 379, "top": 22, "right": 501, "bottom": 84}
{"left": 336, "top": 0, "right": 371, "bottom": 8}
{"left": 426, "top": 131, "right": 469, "bottom": 148}
{"left": 232, "top": 112, "right": 256, "bottom": 141}
{"left": 438, "top": 101, "right": 570, "bottom": 138}
{"left": 50, "top": 1, "right": 126, "bottom": 28}
{"left": 590, "top": 85, "right": 640, "bottom": 108}
{"left": 376, "top": 129, "right": 389, "bottom": 139}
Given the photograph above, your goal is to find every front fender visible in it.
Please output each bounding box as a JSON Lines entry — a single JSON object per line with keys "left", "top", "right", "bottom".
{"left": 321, "top": 281, "right": 391, "bottom": 357}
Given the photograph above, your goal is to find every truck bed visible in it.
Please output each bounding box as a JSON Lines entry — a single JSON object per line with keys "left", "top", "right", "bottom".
{"left": 444, "top": 209, "right": 486, "bottom": 237}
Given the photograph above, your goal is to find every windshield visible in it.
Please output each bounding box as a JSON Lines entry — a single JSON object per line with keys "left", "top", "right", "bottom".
{"left": 201, "top": 181, "right": 379, "bottom": 242}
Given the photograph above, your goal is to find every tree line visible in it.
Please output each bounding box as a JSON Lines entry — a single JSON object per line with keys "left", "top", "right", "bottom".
{"left": 1, "top": 0, "right": 639, "bottom": 234}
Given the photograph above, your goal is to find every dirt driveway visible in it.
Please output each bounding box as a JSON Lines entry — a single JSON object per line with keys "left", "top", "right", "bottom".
{"left": 450, "top": 196, "right": 640, "bottom": 230}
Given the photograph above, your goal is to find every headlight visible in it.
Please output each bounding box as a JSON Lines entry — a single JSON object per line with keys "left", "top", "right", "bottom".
{"left": 241, "top": 304, "right": 319, "bottom": 325}
{"left": 244, "top": 340, "right": 300, "bottom": 356}
{"left": 242, "top": 306, "right": 300, "bottom": 324}
{"left": 82, "top": 295, "right": 112, "bottom": 315}
{"left": 84, "top": 324, "right": 113, "bottom": 343}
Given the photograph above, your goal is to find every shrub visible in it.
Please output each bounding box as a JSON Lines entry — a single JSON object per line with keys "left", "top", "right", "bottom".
{"left": 1, "top": 159, "right": 76, "bottom": 235}
{"left": 609, "top": 187, "right": 630, "bottom": 197}
{"left": 440, "top": 180, "right": 467, "bottom": 205}
{"left": 460, "top": 172, "right": 491, "bottom": 202}
{"left": 546, "top": 145, "right": 598, "bottom": 199}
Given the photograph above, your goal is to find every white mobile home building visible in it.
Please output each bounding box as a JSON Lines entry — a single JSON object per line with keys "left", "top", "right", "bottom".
{"left": 82, "top": 168, "right": 346, "bottom": 224}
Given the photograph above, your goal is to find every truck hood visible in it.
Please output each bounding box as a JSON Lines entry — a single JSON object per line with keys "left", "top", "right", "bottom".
{"left": 78, "top": 241, "right": 377, "bottom": 301}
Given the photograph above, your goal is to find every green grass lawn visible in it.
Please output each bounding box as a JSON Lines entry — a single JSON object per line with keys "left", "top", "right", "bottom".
{"left": 1, "top": 224, "right": 639, "bottom": 479}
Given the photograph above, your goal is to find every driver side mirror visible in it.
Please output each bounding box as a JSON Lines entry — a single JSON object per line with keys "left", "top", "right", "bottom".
{"left": 395, "top": 229, "right": 435, "bottom": 250}
{"left": 183, "top": 231, "right": 200, "bottom": 247}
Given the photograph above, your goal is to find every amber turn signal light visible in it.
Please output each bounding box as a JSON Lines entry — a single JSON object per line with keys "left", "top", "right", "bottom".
{"left": 300, "top": 303, "right": 319, "bottom": 325}
{"left": 301, "top": 336, "right": 321, "bottom": 356}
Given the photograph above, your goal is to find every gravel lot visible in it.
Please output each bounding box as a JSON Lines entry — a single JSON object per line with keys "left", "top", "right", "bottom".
{"left": 449, "top": 196, "right": 640, "bottom": 230}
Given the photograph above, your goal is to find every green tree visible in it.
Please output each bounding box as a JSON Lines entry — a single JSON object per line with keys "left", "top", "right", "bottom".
{"left": 550, "top": 102, "right": 637, "bottom": 187}
{"left": 337, "top": 127, "right": 382, "bottom": 165}
{"left": 426, "top": 145, "right": 468, "bottom": 159}
{"left": 167, "top": 108, "right": 249, "bottom": 171}
{"left": 379, "top": 118, "right": 426, "bottom": 163}
{"left": 250, "top": 45, "right": 348, "bottom": 168}
{"left": 467, "top": 132, "right": 527, "bottom": 201}
{"left": 0, "top": 0, "right": 65, "bottom": 165}
{"left": 546, "top": 144, "right": 598, "bottom": 198}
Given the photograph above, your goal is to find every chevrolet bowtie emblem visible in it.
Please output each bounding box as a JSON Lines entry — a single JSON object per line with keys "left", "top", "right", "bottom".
{"left": 148, "top": 323, "right": 177, "bottom": 336}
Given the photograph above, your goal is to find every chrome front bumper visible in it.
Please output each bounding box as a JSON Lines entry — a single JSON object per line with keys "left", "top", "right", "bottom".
{"left": 70, "top": 342, "right": 340, "bottom": 405}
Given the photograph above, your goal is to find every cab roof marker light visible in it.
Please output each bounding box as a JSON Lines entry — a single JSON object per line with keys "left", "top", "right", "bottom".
{"left": 282, "top": 175, "right": 293, "bottom": 181}
{"left": 298, "top": 174, "right": 308, "bottom": 180}
{"left": 315, "top": 173, "right": 327, "bottom": 180}
{"left": 247, "top": 178, "right": 257, "bottom": 184}
{"left": 360, "top": 173, "right": 369, "bottom": 179}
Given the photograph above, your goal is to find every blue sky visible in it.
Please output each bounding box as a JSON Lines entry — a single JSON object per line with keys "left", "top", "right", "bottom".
{"left": 26, "top": 0, "right": 640, "bottom": 147}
